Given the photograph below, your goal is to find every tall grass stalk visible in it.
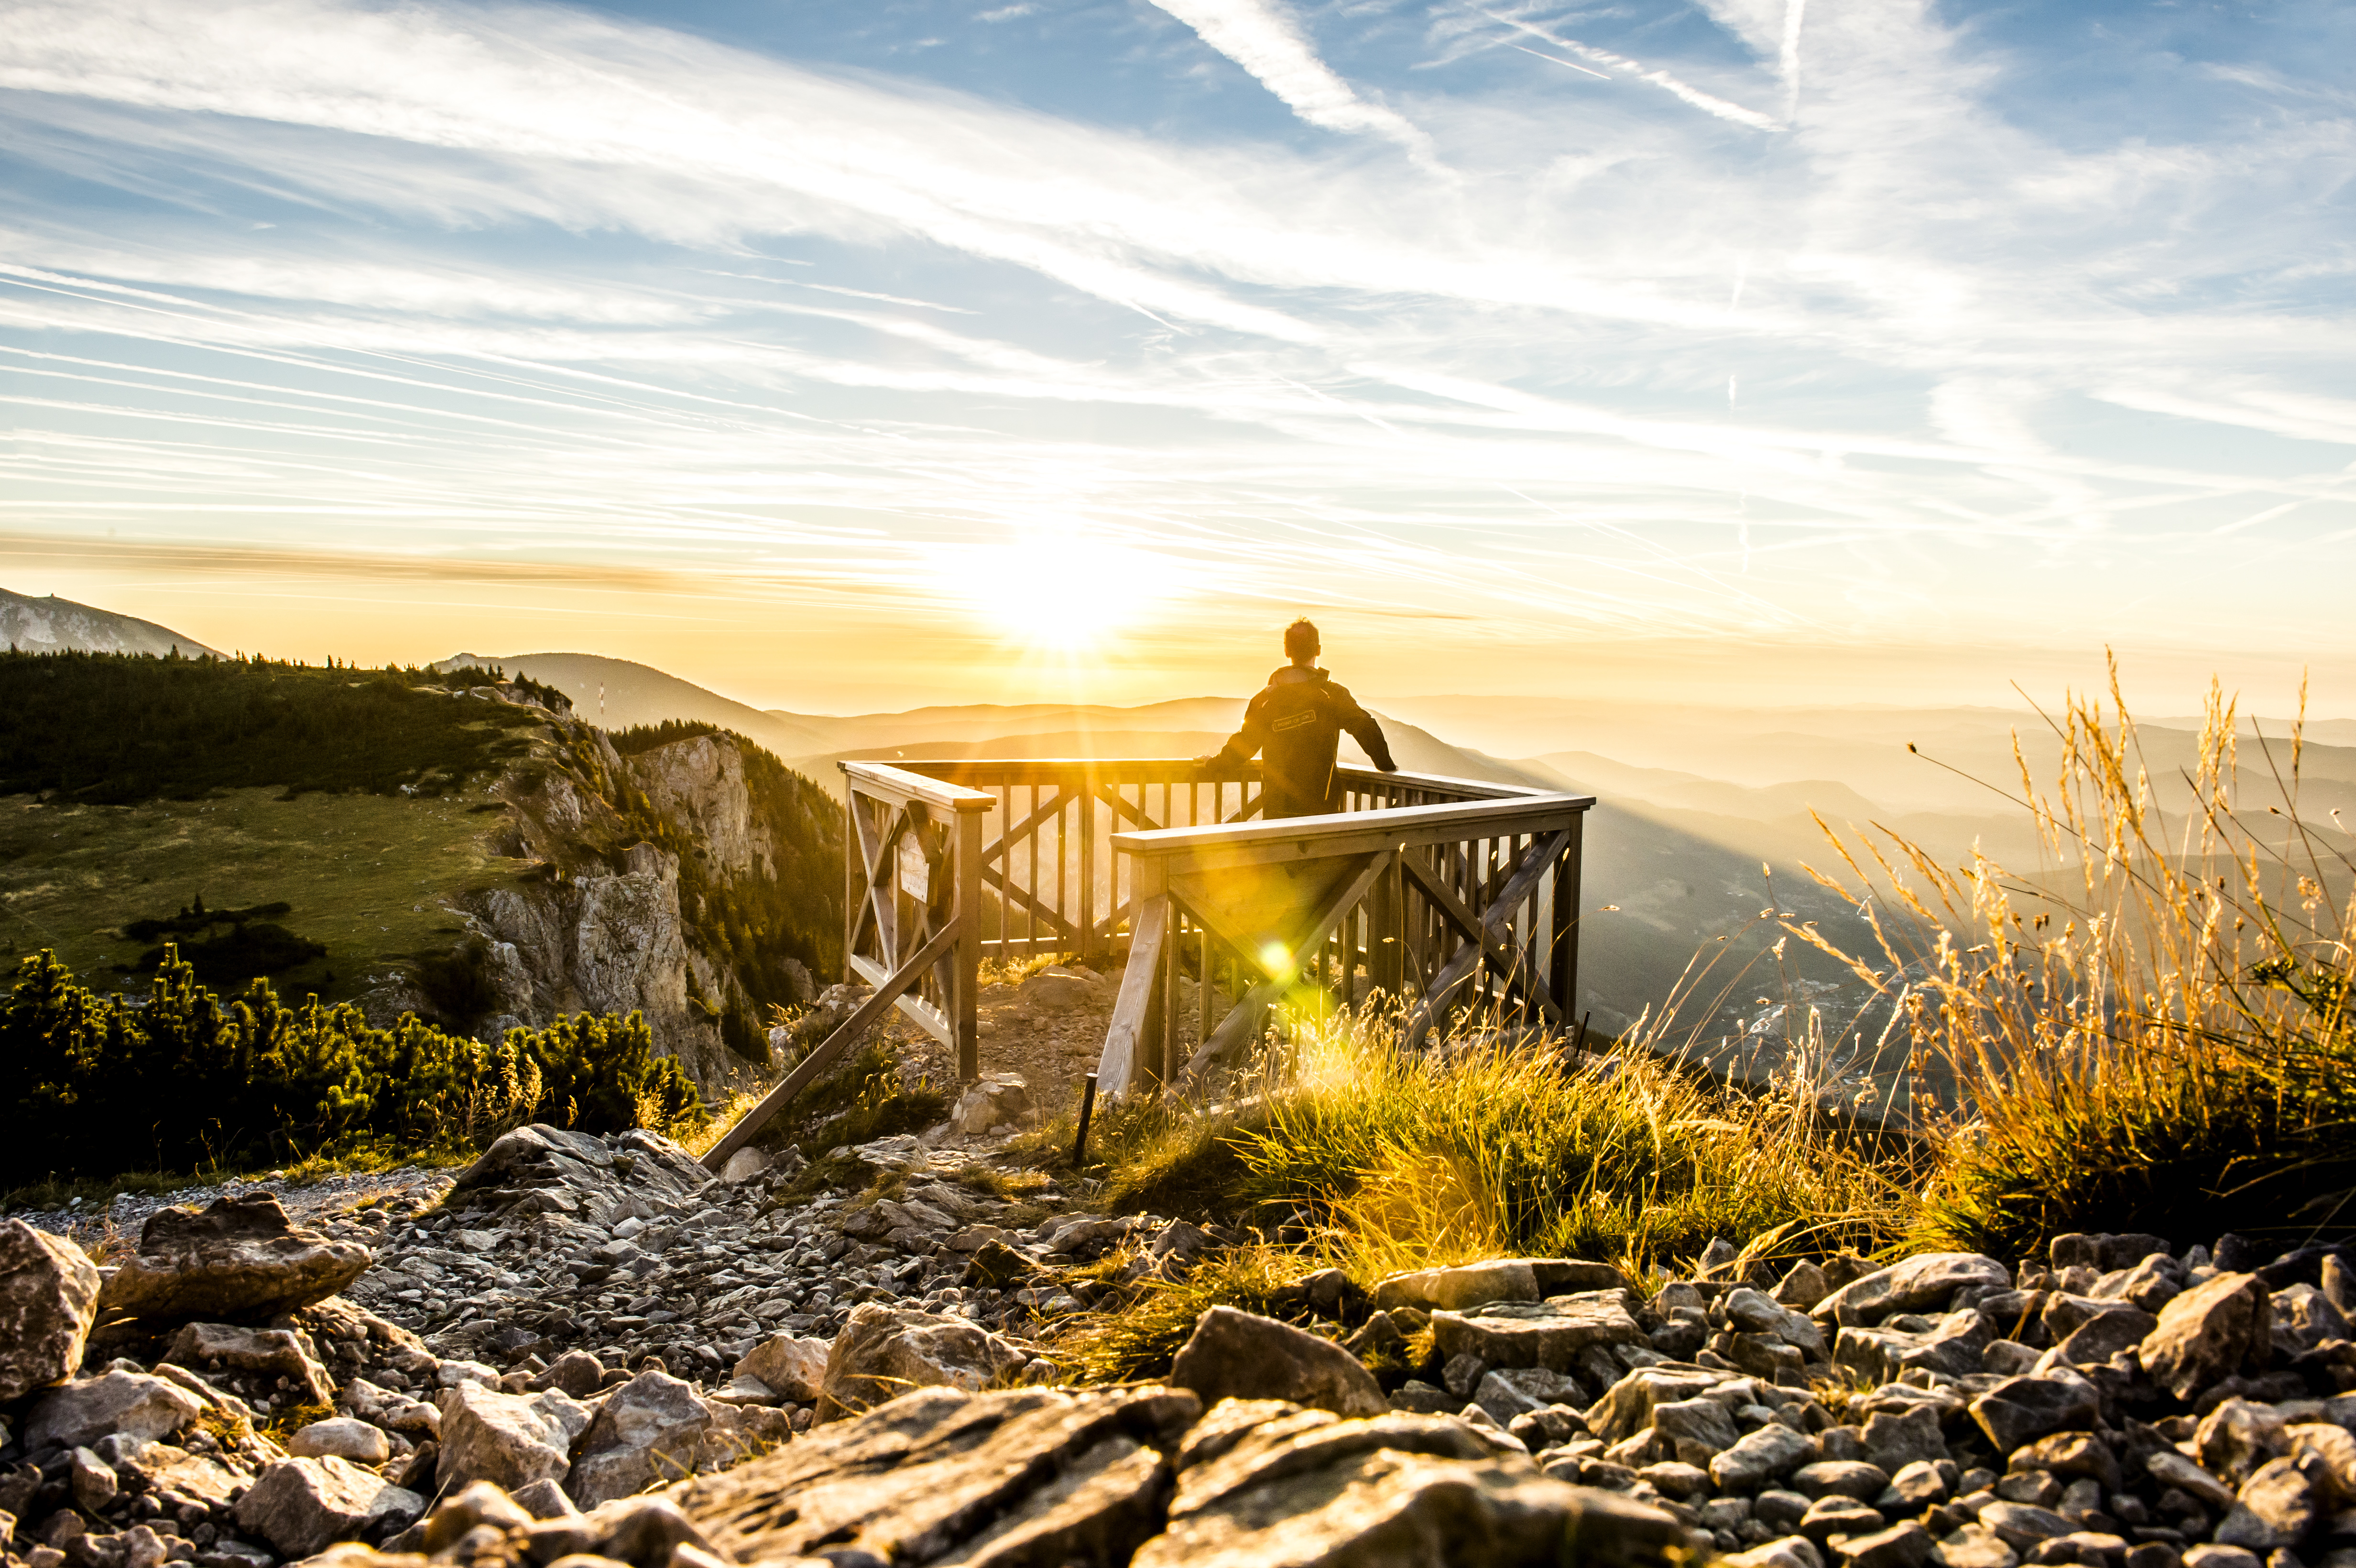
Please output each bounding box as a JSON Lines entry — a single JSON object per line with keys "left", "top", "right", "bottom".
{"left": 1791, "top": 659, "right": 2356, "bottom": 1259}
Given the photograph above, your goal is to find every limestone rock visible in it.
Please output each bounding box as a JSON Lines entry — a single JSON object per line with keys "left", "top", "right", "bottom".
{"left": 715, "top": 1147, "right": 770, "bottom": 1186}
{"left": 2139, "top": 1273, "right": 2272, "bottom": 1402}
{"left": 1861, "top": 1408, "right": 1947, "bottom": 1473}
{"left": 1377, "top": 1260, "right": 1541, "bottom": 1312}
{"left": 2143, "top": 1451, "right": 2238, "bottom": 1512}
{"left": 2213, "top": 1455, "right": 2323, "bottom": 1552}
{"left": 1585, "top": 1368, "right": 1726, "bottom": 1446}
{"left": 99, "top": 1194, "right": 370, "bottom": 1322}
{"left": 949, "top": 1073, "right": 1032, "bottom": 1138}
{"left": 288, "top": 1416, "right": 393, "bottom": 1464}
{"left": 231, "top": 1458, "right": 424, "bottom": 1558}
{"left": 0, "top": 1219, "right": 101, "bottom": 1403}
{"left": 818, "top": 1301, "right": 1032, "bottom": 1422}
{"left": 27, "top": 1371, "right": 204, "bottom": 1450}
{"left": 1814, "top": 1256, "right": 2011, "bottom": 1329}
{"left": 567, "top": 1371, "right": 715, "bottom": 1507}
{"left": 2195, "top": 1399, "right": 2289, "bottom": 1485}
{"left": 1651, "top": 1398, "right": 1742, "bottom": 1464}
{"left": 162, "top": 1321, "right": 335, "bottom": 1405}
{"left": 1966, "top": 1375, "right": 2100, "bottom": 1455}
{"left": 1169, "top": 1306, "right": 1387, "bottom": 1419}
{"left": 436, "top": 1382, "right": 574, "bottom": 1492}
{"left": 1712, "top": 1424, "right": 1822, "bottom": 1493}
{"left": 733, "top": 1333, "right": 828, "bottom": 1404}
{"left": 1431, "top": 1291, "right": 1645, "bottom": 1372}
{"left": 685, "top": 1384, "right": 1200, "bottom": 1565}
{"left": 1146, "top": 1406, "right": 1690, "bottom": 1568}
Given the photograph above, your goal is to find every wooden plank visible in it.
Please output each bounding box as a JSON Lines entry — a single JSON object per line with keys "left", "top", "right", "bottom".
{"left": 1399, "top": 834, "right": 1567, "bottom": 1026}
{"left": 1404, "top": 831, "right": 1570, "bottom": 1048}
{"left": 1176, "top": 849, "right": 1393, "bottom": 1090}
{"left": 1093, "top": 784, "right": 1168, "bottom": 834}
{"left": 839, "top": 760, "right": 996, "bottom": 813}
{"left": 703, "top": 917, "right": 963, "bottom": 1170}
{"left": 847, "top": 952, "right": 954, "bottom": 1047}
{"left": 1550, "top": 817, "right": 1582, "bottom": 1023}
{"left": 1096, "top": 887, "right": 1169, "bottom": 1099}
{"left": 979, "top": 861, "right": 1081, "bottom": 941}
{"left": 1111, "top": 793, "right": 1592, "bottom": 870}
{"left": 980, "top": 788, "right": 1068, "bottom": 868}
{"left": 955, "top": 806, "right": 982, "bottom": 1081}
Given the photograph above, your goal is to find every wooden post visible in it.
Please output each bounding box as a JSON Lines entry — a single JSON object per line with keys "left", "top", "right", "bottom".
{"left": 1079, "top": 782, "right": 1096, "bottom": 963}
{"left": 841, "top": 779, "right": 860, "bottom": 985}
{"left": 955, "top": 801, "right": 983, "bottom": 1083}
{"left": 1370, "top": 849, "right": 1403, "bottom": 1000}
{"left": 1550, "top": 815, "right": 1582, "bottom": 1027}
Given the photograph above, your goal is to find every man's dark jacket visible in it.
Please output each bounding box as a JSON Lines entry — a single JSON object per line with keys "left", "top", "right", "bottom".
{"left": 1212, "top": 665, "right": 1396, "bottom": 818}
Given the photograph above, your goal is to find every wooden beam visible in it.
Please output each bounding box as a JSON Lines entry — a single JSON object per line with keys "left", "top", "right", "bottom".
{"left": 847, "top": 952, "right": 954, "bottom": 1047}
{"left": 978, "top": 861, "right": 1082, "bottom": 942}
{"left": 1096, "top": 888, "right": 1169, "bottom": 1099}
{"left": 954, "top": 806, "right": 982, "bottom": 1082}
{"left": 1402, "top": 831, "right": 1570, "bottom": 1049}
{"left": 1177, "top": 849, "right": 1394, "bottom": 1091}
{"left": 1399, "top": 834, "right": 1567, "bottom": 1022}
{"left": 702, "top": 917, "right": 963, "bottom": 1171}
{"left": 979, "top": 789, "right": 1067, "bottom": 868}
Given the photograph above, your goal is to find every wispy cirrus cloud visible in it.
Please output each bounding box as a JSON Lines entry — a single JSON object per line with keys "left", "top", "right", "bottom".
{"left": 0, "top": 0, "right": 2351, "bottom": 697}
{"left": 1145, "top": 0, "right": 1439, "bottom": 162}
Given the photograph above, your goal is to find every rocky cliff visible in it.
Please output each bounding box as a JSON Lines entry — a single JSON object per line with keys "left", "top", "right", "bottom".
{"left": 355, "top": 706, "right": 836, "bottom": 1098}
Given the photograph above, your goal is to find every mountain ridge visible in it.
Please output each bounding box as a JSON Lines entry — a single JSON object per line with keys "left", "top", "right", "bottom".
{"left": 1, "top": 587, "right": 220, "bottom": 658}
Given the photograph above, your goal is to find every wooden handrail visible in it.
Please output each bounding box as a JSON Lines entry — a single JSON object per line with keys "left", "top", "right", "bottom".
{"left": 839, "top": 760, "right": 996, "bottom": 813}
{"left": 1109, "top": 791, "right": 1594, "bottom": 869}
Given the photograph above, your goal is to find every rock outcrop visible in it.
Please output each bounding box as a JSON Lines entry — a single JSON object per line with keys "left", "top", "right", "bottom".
{"left": 99, "top": 1195, "right": 369, "bottom": 1323}
{"left": 0, "top": 1219, "right": 101, "bottom": 1402}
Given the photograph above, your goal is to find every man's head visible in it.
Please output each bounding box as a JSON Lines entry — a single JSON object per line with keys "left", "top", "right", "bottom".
{"left": 1283, "top": 617, "right": 1320, "bottom": 662}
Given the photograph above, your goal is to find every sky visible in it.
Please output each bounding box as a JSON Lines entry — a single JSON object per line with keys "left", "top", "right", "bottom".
{"left": 1, "top": 0, "right": 2352, "bottom": 715}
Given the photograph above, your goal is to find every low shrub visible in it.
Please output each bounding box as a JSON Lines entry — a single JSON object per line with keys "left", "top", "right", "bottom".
{"left": 0, "top": 947, "right": 705, "bottom": 1188}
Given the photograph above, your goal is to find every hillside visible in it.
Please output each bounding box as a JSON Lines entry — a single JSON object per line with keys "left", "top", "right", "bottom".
{"left": 0, "top": 586, "right": 220, "bottom": 657}
{"left": 0, "top": 653, "right": 841, "bottom": 1094}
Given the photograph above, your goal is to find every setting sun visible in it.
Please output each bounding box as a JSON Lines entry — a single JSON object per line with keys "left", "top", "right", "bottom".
{"left": 948, "top": 538, "right": 1171, "bottom": 652}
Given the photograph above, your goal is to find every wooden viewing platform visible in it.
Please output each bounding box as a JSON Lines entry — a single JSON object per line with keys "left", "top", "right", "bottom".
{"left": 702, "top": 758, "right": 1596, "bottom": 1170}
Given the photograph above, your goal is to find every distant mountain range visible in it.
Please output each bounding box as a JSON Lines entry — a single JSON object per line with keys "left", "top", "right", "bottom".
{"left": 0, "top": 588, "right": 220, "bottom": 658}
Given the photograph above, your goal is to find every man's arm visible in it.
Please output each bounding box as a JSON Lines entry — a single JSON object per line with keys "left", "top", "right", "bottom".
{"left": 1203, "top": 690, "right": 1270, "bottom": 768}
{"left": 1332, "top": 686, "right": 1398, "bottom": 772}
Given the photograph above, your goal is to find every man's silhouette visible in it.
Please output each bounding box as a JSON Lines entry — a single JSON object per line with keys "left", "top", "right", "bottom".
{"left": 1206, "top": 618, "right": 1397, "bottom": 818}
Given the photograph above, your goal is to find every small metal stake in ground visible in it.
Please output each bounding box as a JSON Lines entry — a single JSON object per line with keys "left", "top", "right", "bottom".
{"left": 1073, "top": 1073, "right": 1099, "bottom": 1167}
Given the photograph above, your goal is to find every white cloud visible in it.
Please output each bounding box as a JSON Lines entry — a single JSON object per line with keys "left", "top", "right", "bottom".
{"left": 1145, "top": 0, "right": 1438, "bottom": 161}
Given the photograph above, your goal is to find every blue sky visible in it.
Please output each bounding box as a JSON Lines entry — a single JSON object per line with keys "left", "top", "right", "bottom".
{"left": 0, "top": 0, "right": 2350, "bottom": 711}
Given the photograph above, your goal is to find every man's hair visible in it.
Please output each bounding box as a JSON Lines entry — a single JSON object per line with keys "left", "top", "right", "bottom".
{"left": 1284, "top": 618, "right": 1320, "bottom": 658}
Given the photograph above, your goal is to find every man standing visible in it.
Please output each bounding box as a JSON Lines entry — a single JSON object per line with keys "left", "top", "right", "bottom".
{"left": 1206, "top": 618, "right": 1398, "bottom": 818}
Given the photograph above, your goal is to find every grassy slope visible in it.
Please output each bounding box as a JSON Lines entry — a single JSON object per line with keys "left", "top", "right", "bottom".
{"left": 0, "top": 786, "right": 512, "bottom": 1007}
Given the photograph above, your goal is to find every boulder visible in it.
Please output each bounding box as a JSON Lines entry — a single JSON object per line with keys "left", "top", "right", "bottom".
{"left": 1712, "top": 1424, "right": 1823, "bottom": 1493}
{"left": 26, "top": 1371, "right": 204, "bottom": 1450}
{"left": 1169, "top": 1307, "right": 1387, "bottom": 1419}
{"left": 1585, "top": 1368, "right": 1726, "bottom": 1445}
{"left": 2194, "top": 1399, "right": 2289, "bottom": 1485}
{"left": 1651, "top": 1397, "right": 1743, "bottom": 1463}
{"left": 1376, "top": 1260, "right": 1540, "bottom": 1312}
{"left": 1861, "top": 1408, "right": 1947, "bottom": 1472}
{"left": 2139, "top": 1273, "right": 2272, "bottom": 1402}
{"left": 99, "top": 1194, "right": 370, "bottom": 1322}
{"left": 2270, "top": 1283, "right": 2351, "bottom": 1357}
{"left": 0, "top": 1220, "right": 101, "bottom": 1403}
{"left": 231, "top": 1458, "right": 423, "bottom": 1558}
{"left": 567, "top": 1371, "right": 715, "bottom": 1507}
{"left": 733, "top": 1333, "right": 828, "bottom": 1404}
{"left": 2008, "top": 1430, "right": 2118, "bottom": 1491}
{"left": 1966, "top": 1375, "right": 2101, "bottom": 1455}
{"left": 1931, "top": 1523, "right": 2017, "bottom": 1568}
{"left": 715, "top": 1147, "right": 771, "bottom": 1186}
{"left": 435, "top": 1381, "right": 574, "bottom": 1492}
{"left": 1834, "top": 1520, "right": 1933, "bottom": 1568}
{"left": 1472, "top": 1367, "right": 1584, "bottom": 1426}
{"left": 534, "top": 1348, "right": 607, "bottom": 1399}
{"left": 2143, "top": 1451, "right": 2238, "bottom": 1511}
{"left": 1791, "top": 1461, "right": 1892, "bottom": 1502}
{"left": 1977, "top": 1503, "right": 2073, "bottom": 1551}
{"left": 685, "top": 1384, "right": 1200, "bottom": 1566}
{"left": 288, "top": 1416, "right": 393, "bottom": 1464}
{"left": 1431, "top": 1291, "right": 1646, "bottom": 1372}
{"left": 818, "top": 1302, "right": 1032, "bottom": 1423}
{"left": 949, "top": 1072, "right": 1032, "bottom": 1138}
{"left": 2213, "top": 1454, "right": 2324, "bottom": 1552}
{"left": 1732, "top": 1538, "right": 1830, "bottom": 1568}
{"left": 1814, "top": 1256, "right": 2011, "bottom": 1328}
{"left": 162, "top": 1321, "right": 335, "bottom": 1405}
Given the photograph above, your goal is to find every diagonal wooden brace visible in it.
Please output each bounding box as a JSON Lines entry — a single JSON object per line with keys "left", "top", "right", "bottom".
{"left": 701, "top": 916, "right": 962, "bottom": 1172}
{"left": 1402, "top": 830, "right": 1569, "bottom": 1050}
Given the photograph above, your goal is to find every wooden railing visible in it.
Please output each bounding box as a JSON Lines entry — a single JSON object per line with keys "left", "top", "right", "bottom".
{"left": 701, "top": 756, "right": 1594, "bottom": 1168}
